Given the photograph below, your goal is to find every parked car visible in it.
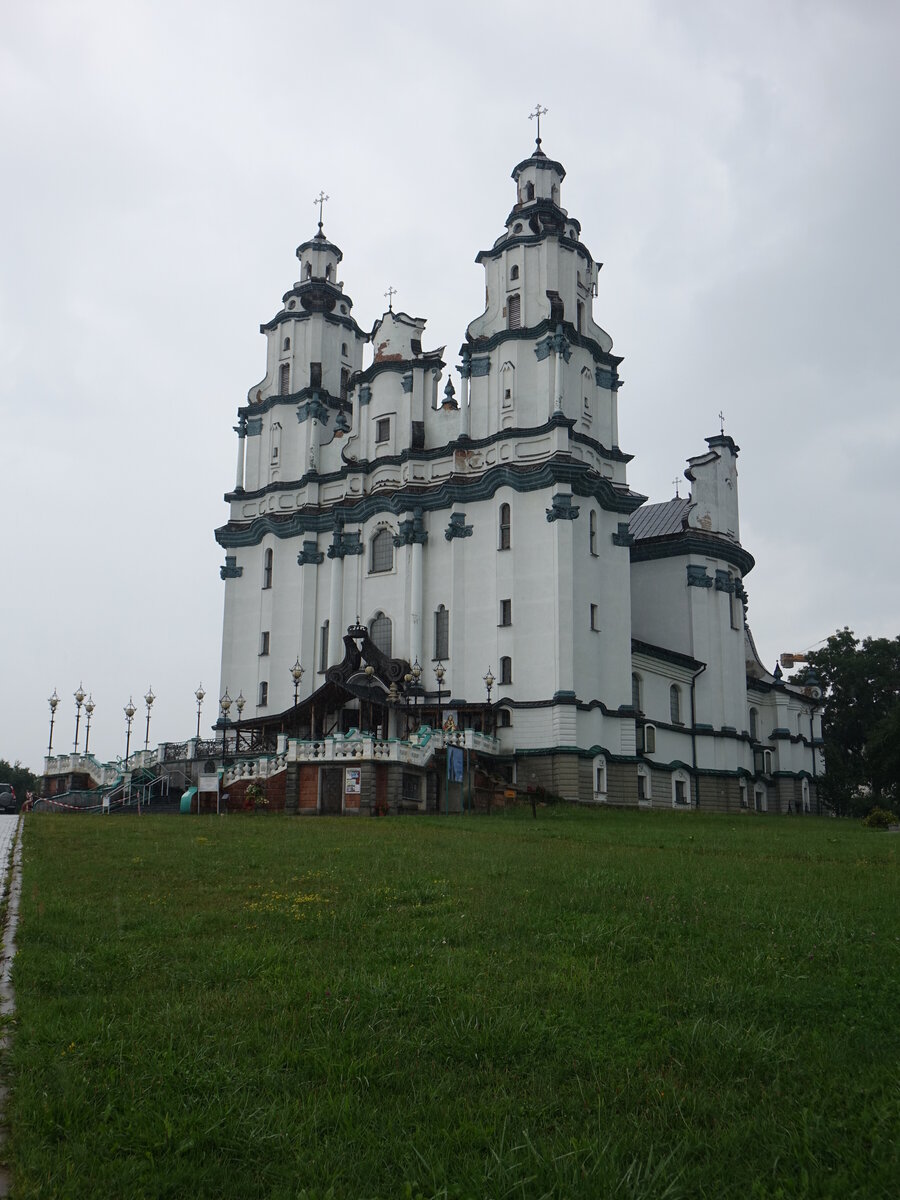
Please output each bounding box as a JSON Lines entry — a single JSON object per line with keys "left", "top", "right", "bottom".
{"left": 0, "top": 783, "right": 17, "bottom": 813}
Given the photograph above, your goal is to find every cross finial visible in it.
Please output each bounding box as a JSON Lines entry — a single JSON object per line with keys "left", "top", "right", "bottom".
{"left": 718, "top": 409, "right": 726, "bottom": 436}
{"left": 672, "top": 475, "right": 681, "bottom": 498}
{"left": 313, "top": 190, "right": 329, "bottom": 231}
{"left": 384, "top": 285, "right": 397, "bottom": 312}
{"left": 529, "top": 103, "right": 549, "bottom": 148}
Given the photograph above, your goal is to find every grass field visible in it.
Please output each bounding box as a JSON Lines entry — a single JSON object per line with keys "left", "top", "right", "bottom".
{"left": 5, "top": 808, "right": 899, "bottom": 1199}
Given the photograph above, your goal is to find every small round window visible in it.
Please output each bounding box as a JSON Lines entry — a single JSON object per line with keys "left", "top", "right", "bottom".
{"left": 287, "top": 299, "right": 296, "bottom": 310}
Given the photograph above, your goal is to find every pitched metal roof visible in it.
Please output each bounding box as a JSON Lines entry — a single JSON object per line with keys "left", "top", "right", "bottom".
{"left": 628, "top": 497, "right": 691, "bottom": 541}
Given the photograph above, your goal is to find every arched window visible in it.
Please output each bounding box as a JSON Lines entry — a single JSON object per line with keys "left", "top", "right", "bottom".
{"left": 262, "top": 548, "right": 273, "bottom": 589}
{"left": 279, "top": 363, "right": 290, "bottom": 395}
{"left": 319, "top": 620, "right": 329, "bottom": 672}
{"left": 341, "top": 342, "right": 349, "bottom": 357}
{"left": 749, "top": 707, "right": 759, "bottom": 741}
{"left": 258, "top": 681, "right": 268, "bottom": 707}
{"left": 434, "top": 605, "right": 449, "bottom": 660}
{"left": 670, "top": 685, "right": 682, "bottom": 725}
{"left": 631, "top": 673, "right": 642, "bottom": 713}
{"left": 644, "top": 724, "right": 656, "bottom": 754}
{"left": 507, "top": 294, "right": 521, "bottom": 330}
{"left": 593, "top": 755, "right": 607, "bottom": 796}
{"left": 582, "top": 367, "right": 593, "bottom": 421}
{"left": 637, "top": 764, "right": 651, "bottom": 804}
{"left": 525, "top": 181, "right": 535, "bottom": 201}
{"left": 497, "top": 708, "right": 512, "bottom": 728}
{"left": 305, "top": 263, "right": 312, "bottom": 279}
{"left": 500, "top": 361, "right": 515, "bottom": 409}
{"left": 370, "top": 528, "right": 393, "bottom": 574}
{"left": 498, "top": 503, "right": 511, "bottom": 550}
{"left": 370, "top": 612, "right": 392, "bottom": 657}
{"left": 577, "top": 300, "right": 584, "bottom": 332}
{"left": 589, "top": 510, "right": 597, "bottom": 555}
{"left": 325, "top": 263, "right": 332, "bottom": 281}
{"left": 551, "top": 183, "right": 559, "bottom": 205}
{"left": 499, "top": 656, "right": 512, "bottom": 685}
{"left": 340, "top": 367, "right": 350, "bottom": 402}
{"left": 282, "top": 336, "right": 291, "bottom": 351}
{"left": 509, "top": 264, "right": 519, "bottom": 281}
{"left": 672, "top": 770, "right": 690, "bottom": 807}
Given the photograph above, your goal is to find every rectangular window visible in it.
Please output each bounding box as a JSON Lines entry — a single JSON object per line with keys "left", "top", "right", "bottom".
{"left": 730, "top": 573, "right": 742, "bottom": 630}
{"left": 507, "top": 293, "right": 521, "bottom": 330}
{"left": 309, "top": 362, "right": 322, "bottom": 389}
{"left": 258, "top": 681, "right": 268, "bottom": 707}
{"left": 590, "top": 604, "right": 599, "bottom": 631}
{"left": 638, "top": 773, "right": 647, "bottom": 802}
{"left": 341, "top": 367, "right": 350, "bottom": 402}
{"left": 675, "top": 779, "right": 688, "bottom": 805}
{"left": 259, "top": 631, "right": 270, "bottom": 656}
{"left": 319, "top": 621, "right": 329, "bottom": 672}
{"left": 279, "top": 362, "right": 290, "bottom": 395}
{"left": 375, "top": 417, "right": 390, "bottom": 444}
{"left": 499, "top": 599, "right": 512, "bottom": 627}
{"left": 434, "top": 606, "right": 449, "bottom": 659}
{"left": 401, "top": 772, "right": 421, "bottom": 804}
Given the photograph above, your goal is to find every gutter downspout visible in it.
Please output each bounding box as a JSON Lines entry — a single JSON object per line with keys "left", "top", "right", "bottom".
{"left": 690, "top": 663, "right": 707, "bottom": 808}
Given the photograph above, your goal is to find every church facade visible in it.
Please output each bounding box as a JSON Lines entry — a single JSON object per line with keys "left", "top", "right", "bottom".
{"left": 214, "top": 139, "right": 822, "bottom": 816}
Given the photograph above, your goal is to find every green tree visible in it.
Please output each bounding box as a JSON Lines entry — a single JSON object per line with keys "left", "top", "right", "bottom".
{"left": 791, "top": 628, "right": 900, "bottom": 816}
{"left": 0, "top": 758, "right": 41, "bottom": 805}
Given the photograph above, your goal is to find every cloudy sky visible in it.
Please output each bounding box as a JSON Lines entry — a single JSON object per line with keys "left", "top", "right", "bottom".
{"left": 3, "top": 0, "right": 898, "bottom": 772}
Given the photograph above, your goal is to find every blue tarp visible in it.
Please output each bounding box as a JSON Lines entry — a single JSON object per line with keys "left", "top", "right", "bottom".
{"left": 447, "top": 746, "right": 464, "bottom": 782}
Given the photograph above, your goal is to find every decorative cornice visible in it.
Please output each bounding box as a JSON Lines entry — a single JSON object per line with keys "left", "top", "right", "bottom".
{"left": 546, "top": 493, "right": 580, "bottom": 522}
{"left": 355, "top": 351, "right": 445, "bottom": 388}
{"left": 245, "top": 417, "right": 263, "bottom": 437}
{"left": 239, "top": 385, "right": 351, "bottom": 422}
{"left": 631, "top": 638, "right": 704, "bottom": 672}
{"left": 714, "top": 569, "right": 735, "bottom": 593}
{"left": 470, "top": 356, "right": 491, "bottom": 377}
{"left": 260, "top": 304, "right": 366, "bottom": 339}
{"left": 444, "top": 512, "right": 473, "bottom": 541}
{"left": 220, "top": 556, "right": 243, "bottom": 579}
{"left": 594, "top": 366, "right": 622, "bottom": 391}
{"left": 401, "top": 373, "right": 413, "bottom": 394}
{"left": 461, "top": 317, "right": 621, "bottom": 372}
{"left": 630, "top": 533, "right": 756, "bottom": 577}
{"left": 217, "top": 459, "right": 645, "bottom": 548}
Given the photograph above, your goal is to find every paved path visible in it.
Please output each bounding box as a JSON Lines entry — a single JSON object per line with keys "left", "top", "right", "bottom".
{"left": 0, "top": 814, "right": 22, "bottom": 1198}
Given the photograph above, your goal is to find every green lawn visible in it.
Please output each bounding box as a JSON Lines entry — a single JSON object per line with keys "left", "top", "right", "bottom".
{"left": 6, "top": 809, "right": 899, "bottom": 1199}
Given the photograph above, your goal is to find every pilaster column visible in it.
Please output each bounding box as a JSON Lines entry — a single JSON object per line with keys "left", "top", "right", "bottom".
{"left": 233, "top": 418, "right": 247, "bottom": 490}
{"left": 457, "top": 353, "right": 471, "bottom": 440}
{"left": 328, "top": 553, "right": 344, "bottom": 666}
{"left": 410, "top": 539, "right": 424, "bottom": 667}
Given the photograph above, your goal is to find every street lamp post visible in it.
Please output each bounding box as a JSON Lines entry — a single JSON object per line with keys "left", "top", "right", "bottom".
{"left": 143, "top": 687, "right": 155, "bottom": 751}
{"left": 124, "top": 697, "right": 136, "bottom": 766}
{"left": 84, "top": 695, "right": 95, "bottom": 755}
{"left": 235, "top": 691, "right": 246, "bottom": 754}
{"left": 483, "top": 666, "right": 495, "bottom": 736}
{"left": 47, "top": 689, "right": 59, "bottom": 756}
{"left": 73, "top": 683, "right": 86, "bottom": 753}
{"left": 219, "top": 690, "right": 232, "bottom": 817}
{"left": 434, "top": 662, "right": 445, "bottom": 726}
{"left": 290, "top": 658, "right": 304, "bottom": 707}
{"left": 411, "top": 660, "right": 422, "bottom": 727}
{"left": 195, "top": 684, "right": 206, "bottom": 739}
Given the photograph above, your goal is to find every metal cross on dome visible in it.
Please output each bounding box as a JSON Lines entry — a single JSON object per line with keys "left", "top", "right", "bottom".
{"left": 529, "top": 103, "right": 549, "bottom": 148}
{"left": 313, "top": 190, "right": 329, "bottom": 230}
{"left": 718, "top": 409, "right": 726, "bottom": 435}
{"left": 672, "top": 476, "right": 681, "bottom": 498}
{"left": 384, "top": 285, "right": 397, "bottom": 312}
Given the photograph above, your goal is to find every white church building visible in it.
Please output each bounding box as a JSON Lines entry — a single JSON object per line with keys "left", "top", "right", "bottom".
{"left": 214, "top": 136, "right": 822, "bottom": 817}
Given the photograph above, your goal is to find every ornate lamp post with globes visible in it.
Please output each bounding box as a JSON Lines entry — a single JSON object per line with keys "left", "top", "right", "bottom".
{"left": 83, "top": 695, "right": 95, "bottom": 756}
{"left": 219, "top": 690, "right": 233, "bottom": 817}
{"left": 73, "top": 683, "right": 86, "bottom": 753}
{"left": 235, "top": 691, "right": 246, "bottom": 754}
{"left": 47, "top": 689, "right": 59, "bottom": 756}
{"left": 483, "top": 666, "right": 495, "bottom": 736}
{"left": 143, "top": 687, "right": 155, "bottom": 751}
{"left": 290, "top": 658, "right": 304, "bottom": 706}
{"left": 194, "top": 684, "right": 206, "bottom": 739}
{"left": 123, "top": 697, "right": 136, "bottom": 765}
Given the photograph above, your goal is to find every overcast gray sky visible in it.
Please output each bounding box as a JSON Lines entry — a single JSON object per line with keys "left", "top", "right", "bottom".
{"left": 3, "top": 0, "right": 899, "bottom": 772}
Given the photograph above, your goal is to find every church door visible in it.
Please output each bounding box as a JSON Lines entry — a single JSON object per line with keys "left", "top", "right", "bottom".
{"left": 321, "top": 768, "right": 343, "bottom": 815}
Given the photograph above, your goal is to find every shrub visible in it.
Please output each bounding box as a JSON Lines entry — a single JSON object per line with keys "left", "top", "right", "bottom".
{"left": 862, "top": 806, "right": 896, "bottom": 829}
